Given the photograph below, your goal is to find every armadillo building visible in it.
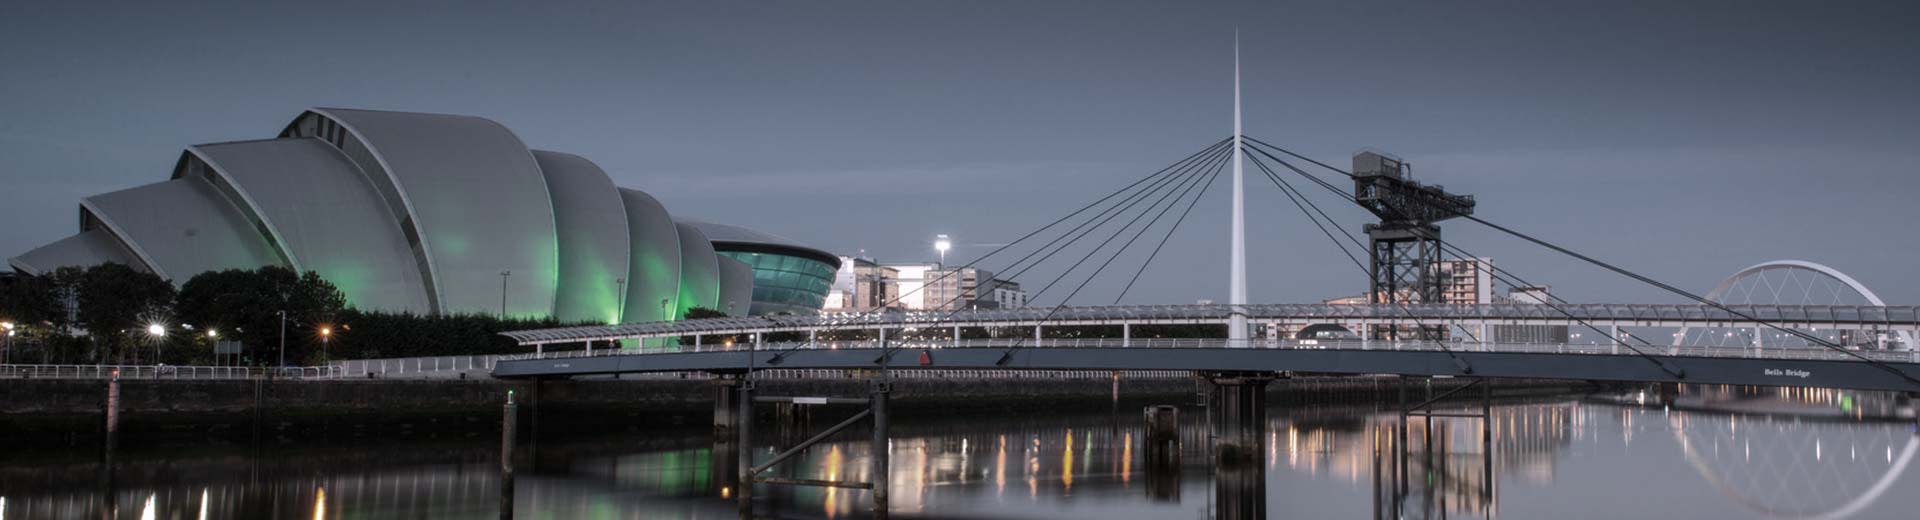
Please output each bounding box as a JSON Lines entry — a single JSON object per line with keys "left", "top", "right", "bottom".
{"left": 6, "top": 108, "right": 838, "bottom": 322}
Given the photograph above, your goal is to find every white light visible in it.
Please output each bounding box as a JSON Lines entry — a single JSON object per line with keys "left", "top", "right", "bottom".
{"left": 207, "top": 329, "right": 219, "bottom": 339}
{"left": 1, "top": 321, "right": 13, "bottom": 331}
{"left": 146, "top": 324, "right": 166, "bottom": 337}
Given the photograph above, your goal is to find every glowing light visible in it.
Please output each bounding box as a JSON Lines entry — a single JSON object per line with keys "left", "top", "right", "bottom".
{"left": 207, "top": 329, "right": 219, "bottom": 339}
{"left": 199, "top": 489, "right": 209, "bottom": 520}
{"left": 1062, "top": 428, "right": 1075, "bottom": 490}
{"left": 141, "top": 494, "right": 157, "bottom": 520}
{"left": 313, "top": 487, "right": 326, "bottom": 520}
{"left": 319, "top": 326, "right": 332, "bottom": 337}
{"left": 146, "top": 324, "right": 165, "bottom": 337}
{"left": 1, "top": 321, "right": 13, "bottom": 331}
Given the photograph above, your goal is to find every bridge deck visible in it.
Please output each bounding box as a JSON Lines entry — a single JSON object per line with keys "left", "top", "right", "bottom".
{"left": 492, "top": 342, "right": 1920, "bottom": 392}
{"left": 499, "top": 303, "right": 1920, "bottom": 346}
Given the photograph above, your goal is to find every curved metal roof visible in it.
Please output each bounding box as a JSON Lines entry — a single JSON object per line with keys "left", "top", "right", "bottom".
{"left": 535, "top": 150, "right": 631, "bottom": 324}
{"left": 716, "top": 256, "right": 754, "bottom": 317}
{"left": 80, "top": 177, "right": 285, "bottom": 282}
{"left": 680, "top": 220, "right": 840, "bottom": 268}
{"left": 674, "top": 222, "right": 720, "bottom": 318}
{"left": 7, "top": 228, "right": 146, "bottom": 276}
{"left": 283, "top": 108, "right": 560, "bottom": 317}
{"left": 185, "top": 138, "right": 433, "bottom": 313}
{"left": 617, "top": 188, "right": 682, "bottom": 324}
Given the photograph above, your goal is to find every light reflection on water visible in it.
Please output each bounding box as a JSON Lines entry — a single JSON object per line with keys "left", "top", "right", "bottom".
{"left": 0, "top": 386, "right": 1915, "bottom": 519}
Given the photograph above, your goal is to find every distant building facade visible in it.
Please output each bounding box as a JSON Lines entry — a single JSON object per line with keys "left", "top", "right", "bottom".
{"left": 821, "top": 260, "right": 1026, "bottom": 312}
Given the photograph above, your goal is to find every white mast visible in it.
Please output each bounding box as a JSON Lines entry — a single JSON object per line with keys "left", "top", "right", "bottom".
{"left": 1229, "top": 31, "right": 1248, "bottom": 345}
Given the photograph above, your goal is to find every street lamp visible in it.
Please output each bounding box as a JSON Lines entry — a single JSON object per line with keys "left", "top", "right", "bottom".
{"left": 277, "top": 310, "right": 287, "bottom": 367}
{"left": 500, "top": 270, "right": 513, "bottom": 318}
{"left": 319, "top": 326, "right": 332, "bottom": 363}
{"left": 3, "top": 321, "right": 14, "bottom": 365}
{"left": 934, "top": 234, "right": 952, "bottom": 266}
{"left": 146, "top": 323, "right": 165, "bottom": 337}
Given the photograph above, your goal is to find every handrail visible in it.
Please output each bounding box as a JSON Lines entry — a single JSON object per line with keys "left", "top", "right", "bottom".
{"left": 0, "top": 364, "right": 340, "bottom": 380}
{"left": 492, "top": 337, "right": 1920, "bottom": 365}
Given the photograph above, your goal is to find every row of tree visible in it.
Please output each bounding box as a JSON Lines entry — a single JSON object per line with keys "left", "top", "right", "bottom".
{"left": 0, "top": 265, "right": 582, "bottom": 366}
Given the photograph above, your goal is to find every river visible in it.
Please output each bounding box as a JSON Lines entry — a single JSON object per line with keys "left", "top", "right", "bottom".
{"left": 0, "top": 385, "right": 1914, "bottom": 519}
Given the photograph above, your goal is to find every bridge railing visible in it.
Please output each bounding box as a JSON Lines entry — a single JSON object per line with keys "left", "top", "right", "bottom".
{"left": 0, "top": 364, "right": 341, "bottom": 380}
{"left": 497, "top": 337, "right": 1920, "bottom": 364}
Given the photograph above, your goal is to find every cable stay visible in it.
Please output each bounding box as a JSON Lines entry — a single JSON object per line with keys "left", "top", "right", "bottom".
{"left": 1242, "top": 136, "right": 1919, "bottom": 387}
{"left": 1244, "top": 147, "right": 1479, "bottom": 373}
{"left": 751, "top": 138, "right": 1233, "bottom": 370}
{"left": 994, "top": 142, "right": 1234, "bottom": 358}
{"left": 1242, "top": 140, "right": 1688, "bottom": 377}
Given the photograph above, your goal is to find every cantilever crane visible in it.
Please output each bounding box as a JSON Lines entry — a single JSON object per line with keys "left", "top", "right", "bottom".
{"left": 1350, "top": 151, "right": 1477, "bottom": 339}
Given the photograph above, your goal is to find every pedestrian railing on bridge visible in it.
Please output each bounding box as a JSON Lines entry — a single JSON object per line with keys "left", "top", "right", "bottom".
{"left": 0, "top": 364, "right": 339, "bottom": 380}
{"left": 496, "top": 337, "right": 1920, "bottom": 364}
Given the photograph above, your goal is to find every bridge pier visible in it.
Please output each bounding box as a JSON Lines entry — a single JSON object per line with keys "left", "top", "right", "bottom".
{"left": 714, "top": 376, "right": 742, "bottom": 439}
{"left": 1204, "top": 371, "right": 1272, "bottom": 463}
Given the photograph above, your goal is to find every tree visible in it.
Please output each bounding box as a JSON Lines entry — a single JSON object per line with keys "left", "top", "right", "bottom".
{"left": 0, "top": 272, "right": 59, "bottom": 328}
{"left": 73, "top": 264, "right": 175, "bottom": 363}
{"left": 680, "top": 306, "right": 739, "bottom": 345}
{"left": 176, "top": 266, "right": 347, "bottom": 365}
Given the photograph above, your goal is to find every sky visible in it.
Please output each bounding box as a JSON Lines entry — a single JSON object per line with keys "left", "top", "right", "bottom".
{"left": 2, "top": 0, "right": 1917, "bottom": 307}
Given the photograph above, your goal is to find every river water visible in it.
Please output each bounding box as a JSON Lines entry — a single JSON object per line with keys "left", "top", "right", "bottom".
{"left": 1, "top": 385, "right": 1916, "bottom": 519}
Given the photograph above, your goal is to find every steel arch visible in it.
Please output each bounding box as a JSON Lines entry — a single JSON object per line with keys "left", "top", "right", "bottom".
{"left": 1678, "top": 260, "right": 1915, "bottom": 350}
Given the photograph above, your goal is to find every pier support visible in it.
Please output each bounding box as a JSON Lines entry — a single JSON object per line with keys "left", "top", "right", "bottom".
{"left": 1204, "top": 372, "right": 1272, "bottom": 463}
{"left": 714, "top": 377, "right": 741, "bottom": 439}
{"left": 735, "top": 379, "right": 755, "bottom": 518}
{"left": 1143, "top": 405, "right": 1181, "bottom": 501}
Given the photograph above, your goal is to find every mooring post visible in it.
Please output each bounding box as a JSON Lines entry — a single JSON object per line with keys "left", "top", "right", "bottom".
{"left": 870, "top": 377, "right": 892, "bottom": 519}
{"left": 102, "top": 368, "right": 121, "bottom": 469}
{"left": 736, "top": 377, "right": 755, "bottom": 518}
{"left": 1482, "top": 378, "right": 1494, "bottom": 505}
{"left": 1122, "top": 323, "right": 1132, "bottom": 348}
{"left": 501, "top": 390, "right": 517, "bottom": 519}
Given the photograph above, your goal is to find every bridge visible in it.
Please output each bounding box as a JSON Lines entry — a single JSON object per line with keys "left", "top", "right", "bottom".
{"left": 487, "top": 64, "right": 1920, "bottom": 517}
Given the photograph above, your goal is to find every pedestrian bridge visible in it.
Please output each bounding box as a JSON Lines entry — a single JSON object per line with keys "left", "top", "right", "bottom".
{"left": 498, "top": 302, "right": 1920, "bottom": 345}
{"left": 491, "top": 338, "right": 1920, "bottom": 392}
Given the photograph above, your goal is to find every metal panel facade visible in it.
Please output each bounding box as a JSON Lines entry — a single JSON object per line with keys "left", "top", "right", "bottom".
{"left": 535, "top": 151, "right": 631, "bottom": 324}
{"left": 189, "top": 139, "right": 432, "bottom": 314}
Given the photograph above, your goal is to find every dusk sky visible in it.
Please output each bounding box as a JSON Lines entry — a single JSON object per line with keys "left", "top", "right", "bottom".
{"left": 3, "top": 0, "right": 1917, "bottom": 306}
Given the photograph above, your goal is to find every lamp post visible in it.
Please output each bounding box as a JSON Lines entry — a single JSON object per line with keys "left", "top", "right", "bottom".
{"left": 277, "top": 310, "right": 287, "bottom": 367}
{"left": 934, "top": 234, "right": 952, "bottom": 267}
{"left": 500, "top": 270, "right": 513, "bottom": 319}
{"left": 614, "top": 277, "right": 628, "bottom": 324}
{"left": 660, "top": 298, "right": 670, "bottom": 321}
{"left": 319, "top": 326, "right": 332, "bottom": 364}
{"left": 207, "top": 328, "right": 219, "bottom": 366}
{"left": 145, "top": 323, "right": 165, "bottom": 365}
{"left": 3, "top": 321, "right": 14, "bottom": 365}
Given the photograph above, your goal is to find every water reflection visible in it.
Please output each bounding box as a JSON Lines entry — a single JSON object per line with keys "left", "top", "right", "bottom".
{"left": 0, "top": 385, "right": 1913, "bottom": 519}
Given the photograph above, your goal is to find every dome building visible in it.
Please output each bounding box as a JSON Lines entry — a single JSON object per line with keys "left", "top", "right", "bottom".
{"left": 7, "top": 108, "right": 838, "bottom": 322}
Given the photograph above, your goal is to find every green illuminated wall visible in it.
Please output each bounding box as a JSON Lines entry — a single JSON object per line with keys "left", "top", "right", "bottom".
{"left": 617, "top": 189, "right": 682, "bottom": 325}
{"left": 673, "top": 223, "right": 720, "bottom": 319}
{"left": 536, "top": 151, "right": 631, "bottom": 325}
